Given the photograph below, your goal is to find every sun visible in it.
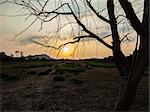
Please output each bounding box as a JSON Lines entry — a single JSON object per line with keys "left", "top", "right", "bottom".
{"left": 61, "top": 45, "right": 74, "bottom": 57}
{"left": 63, "top": 46, "right": 69, "bottom": 52}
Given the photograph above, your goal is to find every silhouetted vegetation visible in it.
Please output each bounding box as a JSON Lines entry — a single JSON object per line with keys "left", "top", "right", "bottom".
{"left": 0, "top": 52, "right": 13, "bottom": 62}
{"left": 0, "top": 52, "right": 53, "bottom": 62}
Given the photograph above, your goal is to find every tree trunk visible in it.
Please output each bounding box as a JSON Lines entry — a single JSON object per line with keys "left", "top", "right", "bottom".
{"left": 114, "top": 31, "right": 149, "bottom": 111}
{"left": 114, "top": 55, "right": 145, "bottom": 111}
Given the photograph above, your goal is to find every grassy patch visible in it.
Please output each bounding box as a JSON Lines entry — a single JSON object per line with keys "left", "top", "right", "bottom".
{"left": 1, "top": 61, "right": 50, "bottom": 70}
{"left": 1, "top": 61, "right": 51, "bottom": 80}
{"left": 87, "top": 61, "right": 117, "bottom": 68}
{"left": 1, "top": 69, "right": 33, "bottom": 81}
{"left": 56, "top": 63, "right": 85, "bottom": 74}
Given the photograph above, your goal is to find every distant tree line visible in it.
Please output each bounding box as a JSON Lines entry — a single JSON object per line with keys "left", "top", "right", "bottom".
{"left": 0, "top": 52, "right": 13, "bottom": 62}
{"left": 0, "top": 52, "right": 52, "bottom": 62}
{"left": 0, "top": 51, "right": 135, "bottom": 63}
{"left": 0, "top": 52, "right": 25, "bottom": 62}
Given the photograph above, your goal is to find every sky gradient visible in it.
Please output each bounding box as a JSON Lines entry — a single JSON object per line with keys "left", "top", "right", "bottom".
{"left": 0, "top": 0, "right": 143, "bottom": 59}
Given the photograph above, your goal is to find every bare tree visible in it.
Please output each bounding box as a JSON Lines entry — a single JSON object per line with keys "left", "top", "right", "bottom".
{"left": 1, "top": 0, "right": 149, "bottom": 111}
{"left": 113, "top": 0, "right": 149, "bottom": 110}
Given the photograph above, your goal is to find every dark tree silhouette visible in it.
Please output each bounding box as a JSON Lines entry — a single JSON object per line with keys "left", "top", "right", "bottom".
{"left": 114, "top": 0, "right": 149, "bottom": 110}
{"left": 1, "top": 0, "right": 149, "bottom": 111}
{"left": 15, "top": 51, "right": 19, "bottom": 57}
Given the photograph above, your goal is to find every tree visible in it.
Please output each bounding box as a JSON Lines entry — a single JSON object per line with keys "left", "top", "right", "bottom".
{"left": 1, "top": 0, "right": 149, "bottom": 111}
{"left": 15, "top": 51, "right": 19, "bottom": 57}
{"left": 113, "top": 0, "right": 149, "bottom": 110}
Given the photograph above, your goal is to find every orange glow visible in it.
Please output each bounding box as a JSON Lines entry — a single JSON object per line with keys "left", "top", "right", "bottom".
{"left": 61, "top": 45, "right": 74, "bottom": 57}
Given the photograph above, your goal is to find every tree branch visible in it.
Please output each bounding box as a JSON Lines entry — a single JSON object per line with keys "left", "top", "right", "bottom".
{"left": 66, "top": 3, "right": 113, "bottom": 49}
{"left": 85, "top": 0, "right": 110, "bottom": 24}
{"left": 107, "top": 0, "right": 120, "bottom": 50}
{"left": 118, "top": 0, "right": 144, "bottom": 35}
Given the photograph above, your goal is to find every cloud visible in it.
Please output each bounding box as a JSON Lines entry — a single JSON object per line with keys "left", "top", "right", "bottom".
{"left": 99, "top": 31, "right": 110, "bottom": 37}
{"left": 17, "top": 35, "right": 45, "bottom": 46}
{"left": 28, "top": 36, "right": 44, "bottom": 40}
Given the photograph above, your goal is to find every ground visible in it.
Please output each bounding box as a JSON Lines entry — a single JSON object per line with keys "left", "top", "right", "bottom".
{"left": 0, "top": 60, "right": 149, "bottom": 111}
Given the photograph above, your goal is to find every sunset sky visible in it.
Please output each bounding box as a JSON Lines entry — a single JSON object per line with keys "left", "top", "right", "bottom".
{"left": 0, "top": 0, "right": 143, "bottom": 59}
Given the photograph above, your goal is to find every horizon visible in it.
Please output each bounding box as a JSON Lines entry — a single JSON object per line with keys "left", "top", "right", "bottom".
{"left": 1, "top": 51, "right": 113, "bottom": 60}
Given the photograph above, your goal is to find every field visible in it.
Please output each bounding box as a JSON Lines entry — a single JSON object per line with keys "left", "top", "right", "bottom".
{"left": 0, "top": 60, "right": 149, "bottom": 111}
